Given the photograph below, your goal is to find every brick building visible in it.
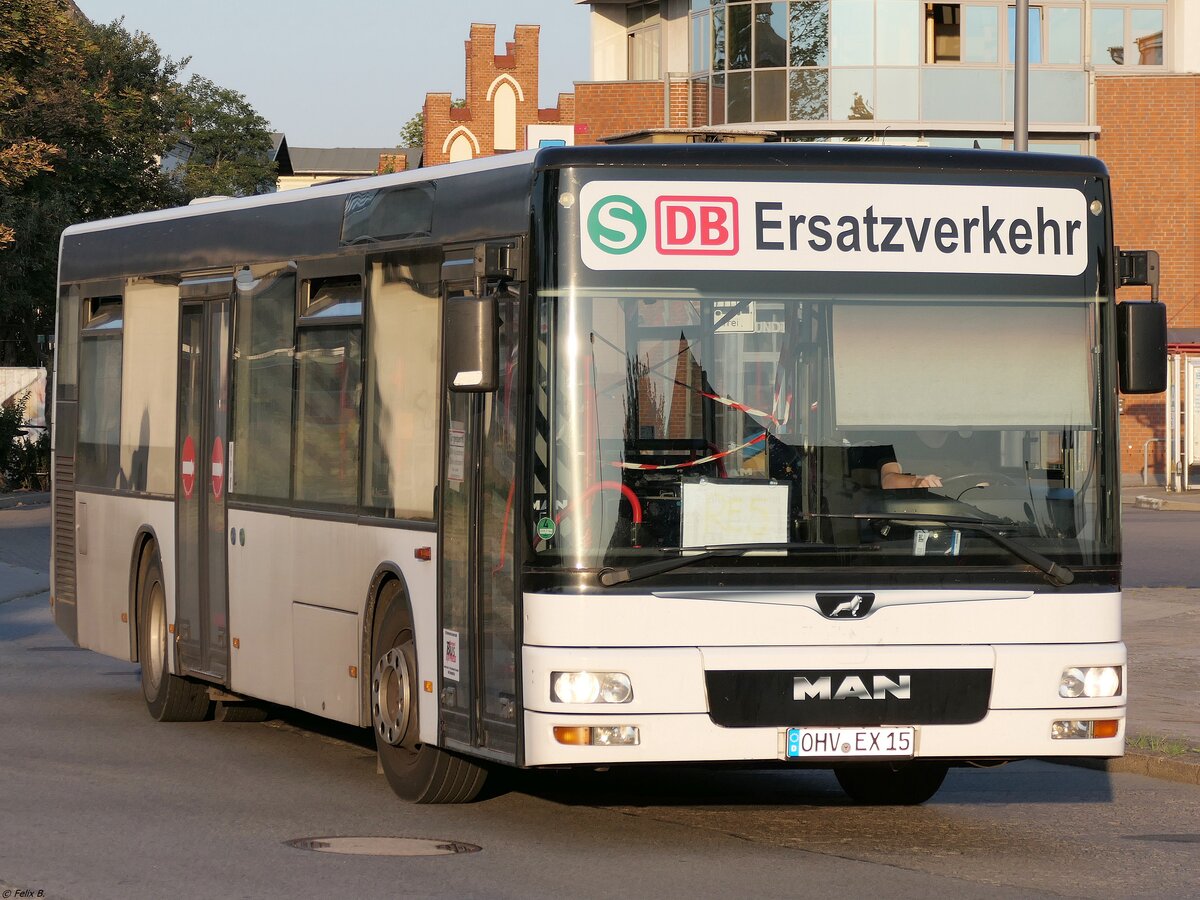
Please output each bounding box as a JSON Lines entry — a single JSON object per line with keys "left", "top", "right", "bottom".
{"left": 423, "top": 25, "right": 576, "bottom": 166}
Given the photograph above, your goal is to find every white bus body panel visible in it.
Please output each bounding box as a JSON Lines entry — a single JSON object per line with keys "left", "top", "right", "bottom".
{"left": 521, "top": 589, "right": 1125, "bottom": 766}
{"left": 523, "top": 709, "right": 1125, "bottom": 766}
{"left": 523, "top": 589, "right": 1120, "bottom": 647}
{"left": 226, "top": 509, "right": 439, "bottom": 733}
{"left": 73, "top": 492, "right": 174, "bottom": 663}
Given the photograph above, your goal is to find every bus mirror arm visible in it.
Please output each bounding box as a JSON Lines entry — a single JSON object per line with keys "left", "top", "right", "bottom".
{"left": 445, "top": 294, "right": 499, "bottom": 393}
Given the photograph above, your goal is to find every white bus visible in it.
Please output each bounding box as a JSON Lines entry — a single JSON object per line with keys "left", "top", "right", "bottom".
{"left": 51, "top": 145, "right": 1165, "bottom": 804}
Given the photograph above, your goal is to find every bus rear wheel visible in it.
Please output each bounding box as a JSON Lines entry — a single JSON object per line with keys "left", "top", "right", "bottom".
{"left": 137, "top": 552, "right": 211, "bottom": 722}
{"left": 371, "top": 584, "right": 486, "bottom": 803}
{"left": 834, "top": 761, "right": 948, "bottom": 805}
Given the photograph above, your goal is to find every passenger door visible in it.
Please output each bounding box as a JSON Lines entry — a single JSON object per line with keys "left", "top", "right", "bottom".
{"left": 438, "top": 243, "right": 522, "bottom": 762}
{"left": 175, "top": 275, "right": 232, "bottom": 683}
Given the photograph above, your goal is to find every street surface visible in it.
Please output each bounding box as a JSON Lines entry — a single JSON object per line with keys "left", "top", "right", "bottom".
{"left": 2, "top": 501, "right": 1199, "bottom": 899}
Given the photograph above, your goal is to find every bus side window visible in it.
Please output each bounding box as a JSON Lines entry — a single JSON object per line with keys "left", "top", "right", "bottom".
{"left": 231, "top": 268, "right": 296, "bottom": 501}
{"left": 362, "top": 250, "right": 441, "bottom": 520}
{"left": 293, "top": 275, "right": 364, "bottom": 507}
{"left": 77, "top": 295, "right": 124, "bottom": 489}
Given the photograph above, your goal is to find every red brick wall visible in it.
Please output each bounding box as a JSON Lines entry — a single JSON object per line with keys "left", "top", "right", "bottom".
{"left": 574, "top": 82, "right": 667, "bottom": 144}
{"left": 424, "top": 24, "right": 577, "bottom": 166}
{"left": 1096, "top": 75, "right": 1200, "bottom": 477}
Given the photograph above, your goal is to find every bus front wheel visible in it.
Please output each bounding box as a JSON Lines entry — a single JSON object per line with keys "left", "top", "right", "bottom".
{"left": 371, "top": 583, "right": 486, "bottom": 803}
{"left": 137, "top": 551, "right": 211, "bottom": 722}
{"left": 834, "top": 761, "right": 948, "bottom": 805}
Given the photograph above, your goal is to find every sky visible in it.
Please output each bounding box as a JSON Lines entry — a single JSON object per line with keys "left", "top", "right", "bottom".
{"left": 77, "top": 1, "right": 592, "bottom": 148}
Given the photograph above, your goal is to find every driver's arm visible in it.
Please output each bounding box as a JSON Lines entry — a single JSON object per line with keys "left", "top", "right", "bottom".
{"left": 881, "top": 461, "right": 943, "bottom": 489}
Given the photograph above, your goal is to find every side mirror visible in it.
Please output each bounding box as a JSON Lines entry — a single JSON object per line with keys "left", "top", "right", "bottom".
{"left": 445, "top": 294, "right": 498, "bottom": 392}
{"left": 1117, "top": 301, "right": 1167, "bottom": 394}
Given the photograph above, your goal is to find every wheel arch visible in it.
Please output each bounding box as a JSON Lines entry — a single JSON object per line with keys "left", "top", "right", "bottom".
{"left": 127, "top": 526, "right": 163, "bottom": 664}
{"left": 360, "top": 562, "right": 414, "bottom": 728}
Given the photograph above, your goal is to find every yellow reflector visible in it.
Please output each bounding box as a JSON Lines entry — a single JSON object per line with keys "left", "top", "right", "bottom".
{"left": 423, "top": 680, "right": 434, "bottom": 693}
{"left": 1093, "top": 719, "right": 1120, "bottom": 739}
{"left": 553, "top": 726, "right": 592, "bottom": 745}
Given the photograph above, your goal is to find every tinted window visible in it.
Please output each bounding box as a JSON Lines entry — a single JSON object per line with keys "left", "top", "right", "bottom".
{"left": 342, "top": 185, "right": 435, "bottom": 244}
{"left": 77, "top": 297, "right": 123, "bottom": 487}
{"left": 363, "top": 251, "right": 441, "bottom": 519}
{"left": 231, "top": 269, "right": 295, "bottom": 500}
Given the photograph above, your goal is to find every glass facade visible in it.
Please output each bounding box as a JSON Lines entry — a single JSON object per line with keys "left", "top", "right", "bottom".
{"left": 685, "top": 1, "right": 1166, "bottom": 128}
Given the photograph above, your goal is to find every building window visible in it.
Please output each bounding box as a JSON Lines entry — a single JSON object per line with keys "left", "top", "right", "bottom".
{"left": 1093, "top": 4, "right": 1164, "bottom": 67}
{"left": 691, "top": 8, "right": 712, "bottom": 71}
{"left": 1006, "top": 5, "right": 1043, "bottom": 64}
{"left": 925, "top": 3, "right": 1000, "bottom": 63}
{"left": 628, "top": 1, "right": 663, "bottom": 79}
{"left": 690, "top": 0, "right": 1104, "bottom": 128}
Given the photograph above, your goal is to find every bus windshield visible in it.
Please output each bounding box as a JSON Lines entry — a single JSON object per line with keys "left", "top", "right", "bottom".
{"left": 530, "top": 287, "right": 1113, "bottom": 578}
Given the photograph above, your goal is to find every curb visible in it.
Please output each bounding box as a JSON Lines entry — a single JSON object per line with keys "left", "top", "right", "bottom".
{"left": 0, "top": 491, "right": 51, "bottom": 510}
{"left": 1050, "top": 750, "right": 1200, "bottom": 786}
{"left": 1126, "top": 494, "right": 1200, "bottom": 512}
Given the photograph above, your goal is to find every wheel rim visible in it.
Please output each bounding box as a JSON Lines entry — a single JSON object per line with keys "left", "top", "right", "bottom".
{"left": 144, "top": 580, "right": 166, "bottom": 699}
{"left": 372, "top": 646, "right": 411, "bottom": 746}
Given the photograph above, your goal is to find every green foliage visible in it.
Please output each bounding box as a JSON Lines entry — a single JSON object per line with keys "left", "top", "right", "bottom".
{"left": 0, "top": 0, "right": 275, "bottom": 365}
{"left": 0, "top": 390, "right": 45, "bottom": 489}
{"left": 398, "top": 99, "right": 463, "bottom": 150}
{"left": 398, "top": 110, "right": 424, "bottom": 148}
{"left": 0, "top": 392, "right": 24, "bottom": 474}
{"left": 177, "top": 75, "right": 276, "bottom": 200}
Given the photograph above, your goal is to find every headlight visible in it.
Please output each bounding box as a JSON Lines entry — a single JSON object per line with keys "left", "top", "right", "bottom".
{"left": 551, "top": 671, "right": 633, "bottom": 704}
{"left": 1059, "top": 666, "right": 1122, "bottom": 698}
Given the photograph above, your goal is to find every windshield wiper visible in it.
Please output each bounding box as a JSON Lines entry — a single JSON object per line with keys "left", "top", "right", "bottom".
{"left": 849, "top": 512, "right": 1075, "bottom": 586}
{"left": 598, "top": 542, "right": 845, "bottom": 587}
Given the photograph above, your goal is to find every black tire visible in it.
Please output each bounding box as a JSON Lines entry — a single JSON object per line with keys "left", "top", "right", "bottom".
{"left": 214, "top": 700, "right": 269, "bottom": 723}
{"left": 834, "top": 762, "right": 949, "bottom": 806}
{"left": 137, "top": 551, "right": 211, "bottom": 723}
{"left": 371, "top": 581, "right": 487, "bottom": 803}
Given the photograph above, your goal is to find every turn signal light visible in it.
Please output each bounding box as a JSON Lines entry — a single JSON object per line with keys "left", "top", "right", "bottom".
{"left": 554, "top": 726, "right": 591, "bottom": 745}
{"left": 553, "top": 725, "right": 640, "bottom": 746}
{"left": 1051, "top": 719, "right": 1122, "bottom": 740}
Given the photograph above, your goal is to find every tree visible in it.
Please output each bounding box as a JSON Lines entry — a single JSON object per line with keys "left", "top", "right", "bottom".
{"left": 176, "top": 75, "right": 276, "bottom": 199}
{"left": 399, "top": 110, "right": 424, "bottom": 148}
{"left": 398, "top": 98, "right": 465, "bottom": 150}
{"left": 0, "top": 1, "right": 275, "bottom": 365}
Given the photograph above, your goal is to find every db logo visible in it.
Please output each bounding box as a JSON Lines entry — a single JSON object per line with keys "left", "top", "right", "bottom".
{"left": 655, "top": 196, "right": 739, "bottom": 255}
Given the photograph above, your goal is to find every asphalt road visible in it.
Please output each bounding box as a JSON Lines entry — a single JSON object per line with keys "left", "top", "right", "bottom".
{"left": 1121, "top": 507, "right": 1200, "bottom": 588}
{"left": 2, "top": 502, "right": 1199, "bottom": 898}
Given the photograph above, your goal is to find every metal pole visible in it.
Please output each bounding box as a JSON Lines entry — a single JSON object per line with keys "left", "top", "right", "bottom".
{"left": 1014, "top": 0, "right": 1029, "bottom": 151}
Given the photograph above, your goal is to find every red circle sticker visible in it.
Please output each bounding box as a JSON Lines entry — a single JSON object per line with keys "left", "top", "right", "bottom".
{"left": 180, "top": 435, "right": 196, "bottom": 499}
{"left": 211, "top": 436, "right": 225, "bottom": 500}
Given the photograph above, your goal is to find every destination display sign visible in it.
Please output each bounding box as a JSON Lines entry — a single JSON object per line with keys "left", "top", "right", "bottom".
{"left": 579, "top": 180, "right": 1089, "bottom": 276}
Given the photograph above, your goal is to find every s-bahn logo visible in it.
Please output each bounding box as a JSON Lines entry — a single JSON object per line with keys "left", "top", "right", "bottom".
{"left": 587, "top": 194, "right": 647, "bottom": 255}
{"left": 655, "top": 196, "right": 739, "bottom": 255}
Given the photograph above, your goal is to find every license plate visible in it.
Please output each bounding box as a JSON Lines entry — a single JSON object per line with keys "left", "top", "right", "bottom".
{"left": 785, "top": 726, "right": 915, "bottom": 759}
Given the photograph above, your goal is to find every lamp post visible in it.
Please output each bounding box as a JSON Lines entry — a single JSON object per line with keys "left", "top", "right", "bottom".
{"left": 1014, "top": 0, "right": 1029, "bottom": 150}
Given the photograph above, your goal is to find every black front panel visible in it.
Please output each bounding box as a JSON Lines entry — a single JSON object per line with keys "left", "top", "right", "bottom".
{"left": 705, "top": 668, "right": 992, "bottom": 727}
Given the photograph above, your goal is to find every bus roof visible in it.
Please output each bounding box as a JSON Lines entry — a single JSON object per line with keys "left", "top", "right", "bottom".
{"left": 58, "top": 144, "right": 1107, "bottom": 285}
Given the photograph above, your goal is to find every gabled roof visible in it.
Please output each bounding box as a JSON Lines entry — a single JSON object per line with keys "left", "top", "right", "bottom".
{"left": 269, "top": 133, "right": 293, "bottom": 175}
{"left": 287, "top": 146, "right": 420, "bottom": 176}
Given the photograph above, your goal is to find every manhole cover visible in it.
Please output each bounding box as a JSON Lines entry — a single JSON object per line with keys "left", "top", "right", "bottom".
{"left": 285, "top": 837, "right": 481, "bottom": 856}
{"left": 1123, "top": 834, "right": 1200, "bottom": 844}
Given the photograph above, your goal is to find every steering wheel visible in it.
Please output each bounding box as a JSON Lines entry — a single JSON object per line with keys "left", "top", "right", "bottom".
{"left": 939, "top": 472, "right": 1022, "bottom": 488}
